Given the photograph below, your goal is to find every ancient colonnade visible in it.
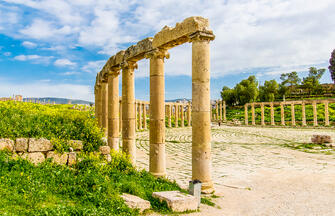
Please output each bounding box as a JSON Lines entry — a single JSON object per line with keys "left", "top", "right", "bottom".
{"left": 244, "top": 99, "right": 335, "bottom": 126}
{"left": 212, "top": 100, "right": 226, "bottom": 122}
{"left": 94, "top": 17, "right": 215, "bottom": 193}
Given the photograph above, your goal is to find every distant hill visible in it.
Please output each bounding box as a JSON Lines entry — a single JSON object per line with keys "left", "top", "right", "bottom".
{"left": 23, "top": 97, "right": 93, "bottom": 105}
{"left": 166, "top": 98, "right": 191, "bottom": 103}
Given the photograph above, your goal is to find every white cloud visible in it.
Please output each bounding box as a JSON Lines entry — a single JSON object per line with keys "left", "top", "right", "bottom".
{"left": 54, "top": 58, "right": 76, "bottom": 67}
{"left": 82, "top": 60, "right": 106, "bottom": 73}
{"left": 3, "top": 52, "right": 11, "bottom": 56}
{"left": 22, "top": 41, "right": 37, "bottom": 48}
{"left": 19, "top": 19, "right": 72, "bottom": 40}
{"left": 13, "top": 54, "right": 53, "bottom": 64}
{"left": 60, "top": 71, "right": 80, "bottom": 76}
{"left": 0, "top": 80, "right": 94, "bottom": 102}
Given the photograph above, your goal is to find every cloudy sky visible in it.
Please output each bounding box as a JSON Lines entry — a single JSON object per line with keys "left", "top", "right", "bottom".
{"left": 0, "top": 0, "right": 334, "bottom": 102}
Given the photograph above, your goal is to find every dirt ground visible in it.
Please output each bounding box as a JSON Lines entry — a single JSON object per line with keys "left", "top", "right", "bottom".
{"left": 136, "top": 125, "right": 335, "bottom": 216}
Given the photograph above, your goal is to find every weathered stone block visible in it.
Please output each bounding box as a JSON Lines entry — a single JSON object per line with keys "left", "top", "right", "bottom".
{"left": 153, "top": 16, "right": 210, "bottom": 48}
{"left": 0, "top": 138, "right": 14, "bottom": 151}
{"left": 68, "top": 140, "right": 83, "bottom": 150}
{"left": 47, "top": 151, "right": 68, "bottom": 165}
{"left": 121, "top": 193, "right": 151, "bottom": 213}
{"left": 28, "top": 138, "right": 53, "bottom": 152}
{"left": 99, "top": 145, "right": 110, "bottom": 155}
{"left": 311, "top": 135, "right": 333, "bottom": 144}
{"left": 152, "top": 191, "right": 198, "bottom": 212}
{"left": 15, "top": 138, "right": 28, "bottom": 152}
{"left": 22, "top": 152, "right": 45, "bottom": 165}
{"left": 124, "top": 38, "right": 153, "bottom": 61}
{"left": 104, "top": 154, "right": 112, "bottom": 162}
{"left": 68, "top": 152, "right": 77, "bottom": 166}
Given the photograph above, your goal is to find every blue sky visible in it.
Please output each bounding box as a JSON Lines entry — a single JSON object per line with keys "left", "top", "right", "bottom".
{"left": 0, "top": 0, "right": 334, "bottom": 102}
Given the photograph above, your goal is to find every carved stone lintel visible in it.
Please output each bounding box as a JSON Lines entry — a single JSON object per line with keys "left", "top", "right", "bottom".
{"left": 189, "top": 31, "right": 215, "bottom": 42}
{"left": 120, "top": 61, "right": 138, "bottom": 70}
{"left": 144, "top": 48, "right": 170, "bottom": 60}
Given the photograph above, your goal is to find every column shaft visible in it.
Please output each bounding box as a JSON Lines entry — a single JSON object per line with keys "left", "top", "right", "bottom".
{"left": 223, "top": 101, "right": 226, "bottom": 121}
{"left": 302, "top": 102, "right": 306, "bottom": 126}
{"left": 101, "top": 82, "right": 108, "bottom": 135}
{"left": 143, "top": 103, "right": 147, "bottom": 129}
{"left": 313, "top": 101, "right": 318, "bottom": 126}
{"left": 108, "top": 75, "right": 119, "bottom": 151}
{"left": 181, "top": 105, "right": 184, "bottom": 127}
{"left": 138, "top": 103, "right": 142, "bottom": 130}
{"left": 291, "top": 103, "right": 295, "bottom": 126}
{"left": 261, "top": 103, "right": 265, "bottom": 126}
{"left": 280, "top": 103, "right": 285, "bottom": 126}
{"left": 188, "top": 102, "right": 192, "bottom": 126}
{"left": 251, "top": 103, "right": 255, "bottom": 125}
{"left": 122, "top": 63, "right": 136, "bottom": 164}
{"left": 324, "top": 101, "right": 329, "bottom": 126}
{"left": 175, "top": 104, "right": 179, "bottom": 127}
{"left": 168, "top": 104, "right": 172, "bottom": 127}
{"left": 149, "top": 51, "right": 166, "bottom": 177}
{"left": 192, "top": 37, "right": 213, "bottom": 193}
{"left": 244, "top": 104, "right": 248, "bottom": 125}
{"left": 270, "top": 102, "right": 275, "bottom": 126}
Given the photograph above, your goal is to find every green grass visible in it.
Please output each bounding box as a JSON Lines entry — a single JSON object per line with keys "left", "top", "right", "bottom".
{"left": 0, "top": 150, "right": 182, "bottom": 215}
{"left": 0, "top": 101, "right": 104, "bottom": 152}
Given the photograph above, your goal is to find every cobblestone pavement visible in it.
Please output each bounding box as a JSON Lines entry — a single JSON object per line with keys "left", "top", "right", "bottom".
{"left": 136, "top": 125, "right": 335, "bottom": 216}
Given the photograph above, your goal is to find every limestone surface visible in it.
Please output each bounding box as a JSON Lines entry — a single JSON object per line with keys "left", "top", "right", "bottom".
{"left": 99, "top": 145, "right": 111, "bottom": 155}
{"left": 22, "top": 152, "right": 45, "bottom": 165}
{"left": 68, "top": 152, "right": 77, "bottom": 166}
{"left": 46, "top": 151, "right": 68, "bottom": 165}
{"left": 152, "top": 191, "right": 198, "bottom": 212}
{"left": 28, "top": 138, "right": 53, "bottom": 152}
{"left": 0, "top": 138, "right": 14, "bottom": 151}
{"left": 15, "top": 138, "right": 28, "bottom": 152}
{"left": 68, "top": 140, "right": 83, "bottom": 150}
{"left": 121, "top": 193, "right": 151, "bottom": 213}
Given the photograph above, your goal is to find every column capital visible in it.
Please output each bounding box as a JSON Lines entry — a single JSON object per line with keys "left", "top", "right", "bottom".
{"left": 121, "top": 60, "right": 138, "bottom": 70}
{"left": 189, "top": 31, "right": 215, "bottom": 42}
{"left": 145, "top": 48, "right": 170, "bottom": 60}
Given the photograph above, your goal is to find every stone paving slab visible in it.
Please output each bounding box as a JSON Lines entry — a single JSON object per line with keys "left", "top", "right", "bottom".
{"left": 152, "top": 191, "right": 198, "bottom": 212}
{"left": 121, "top": 193, "right": 150, "bottom": 213}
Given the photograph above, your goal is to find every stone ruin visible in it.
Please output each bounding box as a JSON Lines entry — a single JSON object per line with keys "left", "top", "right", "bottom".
{"left": 94, "top": 16, "right": 215, "bottom": 193}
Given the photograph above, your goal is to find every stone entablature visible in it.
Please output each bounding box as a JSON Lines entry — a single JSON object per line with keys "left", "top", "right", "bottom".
{"left": 244, "top": 99, "right": 335, "bottom": 126}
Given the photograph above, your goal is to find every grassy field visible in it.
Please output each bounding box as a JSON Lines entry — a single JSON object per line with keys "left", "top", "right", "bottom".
{"left": 0, "top": 101, "right": 183, "bottom": 215}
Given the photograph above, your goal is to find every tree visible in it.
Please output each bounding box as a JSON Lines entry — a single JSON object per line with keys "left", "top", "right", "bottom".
{"left": 234, "top": 76, "right": 258, "bottom": 105}
{"left": 302, "top": 67, "right": 325, "bottom": 95}
{"left": 329, "top": 49, "right": 335, "bottom": 84}
{"left": 220, "top": 86, "right": 236, "bottom": 106}
{"left": 279, "top": 71, "right": 301, "bottom": 98}
{"left": 259, "top": 80, "right": 279, "bottom": 102}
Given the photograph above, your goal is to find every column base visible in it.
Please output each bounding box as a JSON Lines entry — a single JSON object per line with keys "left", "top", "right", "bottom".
{"left": 200, "top": 181, "right": 214, "bottom": 194}
{"left": 150, "top": 171, "right": 166, "bottom": 178}
{"left": 108, "top": 137, "right": 119, "bottom": 151}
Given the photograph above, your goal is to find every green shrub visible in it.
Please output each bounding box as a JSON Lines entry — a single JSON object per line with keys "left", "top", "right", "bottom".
{"left": 0, "top": 101, "right": 104, "bottom": 152}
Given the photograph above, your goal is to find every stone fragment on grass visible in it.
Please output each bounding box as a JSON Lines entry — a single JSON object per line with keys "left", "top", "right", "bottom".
{"left": 104, "top": 154, "right": 112, "bottom": 162}
{"left": 68, "top": 140, "right": 83, "bottom": 150}
{"left": 68, "top": 152, "right": 77, "bottom": 166}
{"left": 47, "top": 151, "right": 68, "bottom": 165}
{"left": 121, "top": 193, "right": 151, "bottom": 213}
{"left": 152, "top": 191, "right": 198, "bottom": 212}
{"left": 0, "top": 138, "right": 14, "bottom": 151}
{"left": 311, "top": 135, "right": 332, "bottom": 144}
{"left": 22, "top": 152, "right": 45, "bottom": 165}
{"left": 15, "top": 138, "right": 28, "bottom": 152}
{"left": 99, "top": 146, "right": 110, "bottom": 155}
{"left": 28, "top": 138, "right": 53, "bottom": 152}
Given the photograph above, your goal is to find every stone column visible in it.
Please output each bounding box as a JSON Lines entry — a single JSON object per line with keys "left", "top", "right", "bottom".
{"left": 219, "top": 100, "right": 222, "bottom": 121}
{"left": 147, "top": 48, "right": 169, "bottom": 177}
{"left": 101, "top": 82, "right": 108, "bottom": 135}
{"left": 188, "top": 102, "right": 192, "bottom": 126}
{"left": 270, "top": 102, "right": 275, "bottom": 126}
{"left": 324, "top": 101, "right": 329, "bottom": 126}
{"left": 244, "top": 104, "right": 248, "bottom": 125}
{"left": 135, "top": 101, "right": 138, "bottom": 130}
{"left": 143, "top": 103, "right": 147, "bottom": 129}
{"left": 97, "top": 85, "right": 103, "bottom": 128}
{"left": 280, "top": 102, "right": 285, "bottom": 126}
{"left": 175, "top": 104, "right": 179, "bottom": 127}
{"left": 301, "top": 102, "right": 306, "bottom": 126}
{"left": 261, "top": 103, "right": 265, "bottom": 126}
{"left": 108, "top": 73, "right": 120, "bottom": 151}
{"left": 223, "top": 101, "right": 226, "bottom": 121}
{"left": 191, "top": 32, "right": 214, "bottom": 193}
{"left": 119, "top": 99, "right": 122, "bottom": 132}
{"left": 180, "top": 104, "right": 184, "bottom": 127}
{"left": 138, "top": 102, "right": 142, "bottom": 130}
{"left": 251, "top": 103, "right": 255, "bottom": 125}
{"left": 291, "top": 103, "right": 295, "bottom": 126}
{"left": 216, "top": 100, "right": 220, "bottom": 121}
{"left": 313, "top": 101, "right": 318, "bottom": 126}
{"left": 94, "top": 86, "right": 98, "bottom": 122}
{"left": 122, "top": 61, "right": 137, "bottom": 164}
{"left": 167, "top": 104, "right": 172, "bottom": 128}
